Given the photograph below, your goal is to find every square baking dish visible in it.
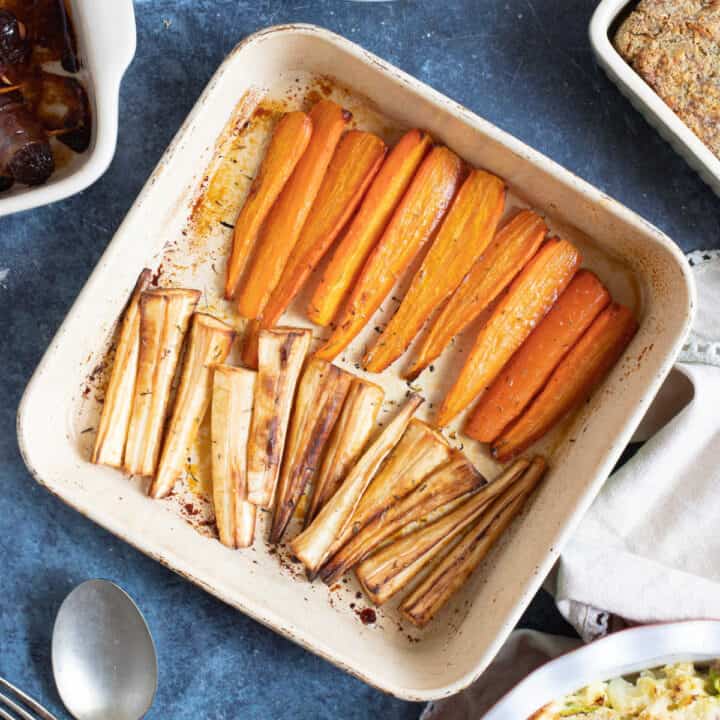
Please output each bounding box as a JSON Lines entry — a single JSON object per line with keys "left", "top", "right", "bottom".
{"left": 590, "top": 0, "right": 720, "bottom": 197}
{"left": 18, "top": 24, "right": 694, "bottom": 701}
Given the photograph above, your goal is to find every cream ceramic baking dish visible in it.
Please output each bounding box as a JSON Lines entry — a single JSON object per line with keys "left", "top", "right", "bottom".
{"left": 482, "top": 621, "right": 720, "bottom": 719}
{"left": 590, "top": 0, "right": 720, "bottom": 197}
{"left": 17, "top": 25, "right": 694, "bottom": 701}
{"left": 0, "top": 0, "right": 136, "bottom": 217}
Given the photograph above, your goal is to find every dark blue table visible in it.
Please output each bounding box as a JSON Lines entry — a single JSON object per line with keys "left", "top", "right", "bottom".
{"left": 2, "top": 2, "right": 716, "bottom": 718}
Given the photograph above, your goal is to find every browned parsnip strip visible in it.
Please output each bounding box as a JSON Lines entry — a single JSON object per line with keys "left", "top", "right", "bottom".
{"left": 124, "top": 288, "right": 200, "bottom": 478}
{"left": 305, "top": 378, "right": 385, "bottom": 527}
{"left": 224, "top": 111, "right": 313, "bottom": 299}
{"left": 246, "top": 327, "right": 312, "bottom": 508}
{"left": 211, "top": 365, "right": 257, "bottom": 548}
{"left": 320, "top": 452, "right": 485, "bottom": 585}
{"left": 234, "top": 101, "right": 350, "bottom": 315}
{"left": 363, "top": 170, "right": 506, "bottom": 372}
{"left": 400, "top": 456, "right": 547, "bottom": 627}
{"left": 289, "top": 394, "right": 423, "bottom": 578}
{"left": 91, "top": 269, "right": 151, "bottom": 468}
{"left": 150, "top": 313, "right": 235, "bottom": 498}
{"left": 269, "top": 359, "right": 352, "bottom": 543}
{"left": 356, "top": 458, "right": 532, "bottom": 605}
{"left": 308, "top": 129, "right": 433, "bottom": 326}
{"left": 328, "top": 418, "right": 451, "bottom": 558}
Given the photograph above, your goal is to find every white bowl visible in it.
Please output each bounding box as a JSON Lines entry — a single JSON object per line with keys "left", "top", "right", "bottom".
{"left": 590, "top": 0, "right": 720, "bottom": 197}
{"left": 482, "top": 620, "right": 720, "bottom": 719}
{"left": 0, "top": 0, "right": 136, "bottom": 217}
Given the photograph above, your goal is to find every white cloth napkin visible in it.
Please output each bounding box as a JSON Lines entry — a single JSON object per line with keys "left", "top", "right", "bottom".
{"left": 424, "top": 250, "right": 720, "bottom": 718}
{"left": 554, "top": 249, "right": 720, "bottom": 640}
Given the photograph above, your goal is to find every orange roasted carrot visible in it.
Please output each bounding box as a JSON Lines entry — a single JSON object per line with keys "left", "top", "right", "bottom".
{"left": 406, "top": 209, "right": 547, "bottom": 380}
{"left": 315, "top": 146, "right": 464, "bottom": 362}
{"left": 466, "top": 270, "right": 611, "bottom": 443}
{"left": 234, "top": 100, "right": 350, "bottom": 312}
{"left": 363, "top": 169, "right": 506, "bottom": 373}
{"left": 224, "top": 111, "right": 312, "bottom": 299}
{"left": 436, "top": 237, "right": 581, "bottom": 426}
{"left": 259, "top": 130, "right": 386, "bottom": 328}
{"left": 492, "top": 303, "right": 638, "bottom": 462}
{"left": 308, "top": 129, "right": 433, "bottom": 326}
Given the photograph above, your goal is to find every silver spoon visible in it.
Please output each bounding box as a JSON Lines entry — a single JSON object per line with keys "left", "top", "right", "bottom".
{"left": 52, "top": 580, "right": 158, "bottom": 720}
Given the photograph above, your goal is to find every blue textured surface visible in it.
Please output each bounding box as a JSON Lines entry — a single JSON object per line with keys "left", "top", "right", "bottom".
{"left": 2, "top": 1, "right": 718, "bottom": 718}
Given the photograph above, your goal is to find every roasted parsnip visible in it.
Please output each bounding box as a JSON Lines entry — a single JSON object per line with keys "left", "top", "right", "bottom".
{"left": 224, "top": 110, "right": 313, "bottom": 299}
{"left": 363, "top": 170, "right": 506, "bottom": 372}
{"left": 234, "top": 101, "right": 349, "bottom": 315}
{"left": 328, "top": 418, "right": 452, "bottom": 556}
{"left": 150, "top": 313, "right": 235, "bottom": 498}
{"left": 406, "top": 209, "right": 548, "bottom": 381}
{"left": 269, "top": 359, "right": 352, "bottom": 543}
{"left": 320, "top": 452, "right": 485, "bottom": 584}
{"left": 437, "top": 237, "right": 581, "bottom": 426}
{"left": 400, "top": 456, "right": 547, "bottom": 627}
{"left": 305, "top": 378, "right": 385, "bottom": 527}
{"left": 246, "top": 327, "right": 312, "bottom": 508}
{"left": 91, "top": 268, "right": 151, "bottom": 467}
{"left": 289, "top": 394, "right": 423, "bottom": 577}
{"left": 124, "top": 288, "right": 200, "bottom": 478}
{"left": 315, "top": 146, "right": 464, "bottom": 362}
{"left": 356, "top": 458, "right": 532, "bottom": 605}
{"left": 211, "top": 365, "right": 257, "bottom": 548}
{"left": 492, "top": 303, "right": 638, "bottom": 462}
{"left": 308, "top": 129, "right": 433, "bottom": 326}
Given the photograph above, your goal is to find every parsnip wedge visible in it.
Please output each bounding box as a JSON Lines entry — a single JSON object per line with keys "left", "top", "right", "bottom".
{"left": 270, "top": 359, "right": 352, "bottom": 543}
{"left": 400, "top": 456, "right": 547, "bottom": 627}
{"left": 124, "top": 288, "right": 200, "bottom": 478}
{"left": 290, "top": 394, "right": 423, "bottom": 577}
{"left": 91, "top": 268, "right": 151, "bottom": 467}
{"left": 356, "top": 458, "right": 532, "bottom": 605}
{"left": 211, "top": 365, "right": 257, "bottom": 548}
{"left": 328, "top": 418, "right": 451, "bottom": 557}
{"left": 319, "top": 452, "right": 485, "bottom": 585}
{"left": 305, "top": 378, "right": 385, "bottom": 527}
{"left": 150, "top": 313, "right": 235, "bottom": 498}
{"left": 246, "top": 327, "right": 312, "bottom": 508}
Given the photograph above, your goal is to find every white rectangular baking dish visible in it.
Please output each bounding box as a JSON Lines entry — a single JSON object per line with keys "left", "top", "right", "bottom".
{"left": 0, "top": 0, "right": 136, "bottom": 217}
{"left": 17, "top": 24, "right": 694, "bottom": 701}
{"left": 590, "top": 0, "right": 720, "bottom": 197}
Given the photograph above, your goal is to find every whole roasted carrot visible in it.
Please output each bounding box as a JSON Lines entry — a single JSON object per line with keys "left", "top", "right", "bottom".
{"left": 224, "top": 111, "right": 312, "bottom": 299}
{"left": 363, "top": 169, "right": 506, "bottom": 373}
{"left": 315, "top": 146, "right": 464, "bottom": 362}
{"left": 307, "top": 129, "right": 433, "bottom": 327}
{"left": 258, "top": 131, "right": 386, "bottom": 323}
{"left": 492, "top": 303, "right": 638, "bottom": 462}
{"left": 406, "top": 209, "right": 547, "bottom": 380}
{"left": 234, "top": 100, "right": 350, "bottom": 312}
{"left": 466, "top": 270, "right": 611, "bottom": 443}
{"left": 436, "top": 237, "right": 581, "bottom": 426}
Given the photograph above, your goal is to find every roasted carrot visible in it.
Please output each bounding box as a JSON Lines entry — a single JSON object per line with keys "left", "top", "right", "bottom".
{"left": 436, "top": 237, "right": 581, "bottom": 426}
{"left": 256, "top": 131, "right": 387, "bottom": 333}
{"left": 363, "top": 170, "right": 506, "bottom": 372}
{"left": 492, "top": 303, "right": 638, "bottom": 462}
{"left": 315, "top": 146, "right": 464, "bottom": 362}
{"left": 308, "top": 129, "right": 433, "bottom": 326}
{"left": 224, "top": 111, "right": 312, "bottom": 299}
{"left": 406, "top": 209, "right": 547, "bottom": 380}
{"left": 466, "top": 270, "right": 611, "bottom": 442}
{"left": 234, "top": 100, "right": 350, "bottom": 315}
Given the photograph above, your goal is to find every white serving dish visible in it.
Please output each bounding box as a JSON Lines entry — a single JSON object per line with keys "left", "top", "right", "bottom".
{"left": 17, "top": 25, "right": 694, "bottom": 701}
{"left": 0, "top": 0, "right": 136, "bottom": 217}
{"left": 590, "top": 0, "right": 720, "bottom": 197}
{"left": 482, "top": 620, "right": 720, "bottom": 719}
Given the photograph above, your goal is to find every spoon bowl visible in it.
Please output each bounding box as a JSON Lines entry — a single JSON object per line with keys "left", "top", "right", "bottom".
{"left": 52, "top": 579, "right": 157, "bottom": 720}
